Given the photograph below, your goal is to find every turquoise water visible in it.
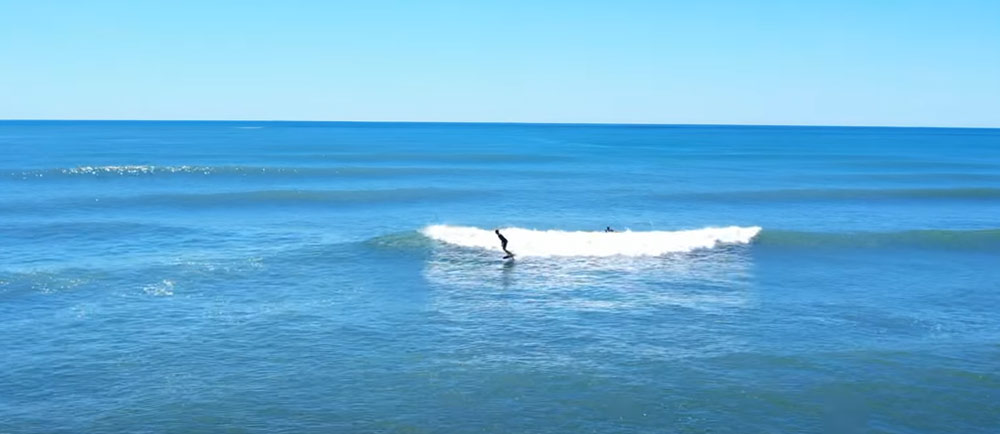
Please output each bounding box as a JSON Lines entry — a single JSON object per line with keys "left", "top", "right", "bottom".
{"left": 2, "top": 121, "right": 999, "bottom": 433}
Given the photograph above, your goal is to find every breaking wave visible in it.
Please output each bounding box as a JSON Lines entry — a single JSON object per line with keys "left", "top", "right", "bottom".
{"left": 420, "top": 225, "right": 762, "bottom": 257}
{"left": 381, "top": 226, "right": 1000, "bottom": 256}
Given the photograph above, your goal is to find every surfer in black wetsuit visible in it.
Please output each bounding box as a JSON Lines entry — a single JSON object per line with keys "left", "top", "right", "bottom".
{"left": 495, "top": 229, "right": 514, "bottom": 259}
{"left": 605, "top": 226, "right": 615, "bottom": 232}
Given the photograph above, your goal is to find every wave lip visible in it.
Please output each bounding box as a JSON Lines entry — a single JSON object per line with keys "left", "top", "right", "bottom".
{"left": 421, "top": 225, "right": 762, "bottom": 257}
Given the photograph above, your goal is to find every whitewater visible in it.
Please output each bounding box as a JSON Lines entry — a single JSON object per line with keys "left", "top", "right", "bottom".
{"left": 421, "top": 224, "right": 762, "bottom": 257}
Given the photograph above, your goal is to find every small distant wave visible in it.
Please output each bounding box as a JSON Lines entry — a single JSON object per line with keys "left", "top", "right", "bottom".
{"left": 662, "top": 187, "right": 1000, "bottom": 202}
{"left": 819, "top": 172, "right": 1000, "bottom": 183}
{"left": 0, "top": 188, "right": 481, "bottom": 214}
{"left": 281, "top": 152, "right": 565, "bottom": 164}
{"left": 757, "top": 228, "right": 1000, "bottom": 251}
{"left": 4, "top": 165, "right": 477, "bottom": 179}
{"left": 852, "top": 160, "right": 1000, "bottom": 170}
{"left": 3, "top": 165, "right": 214, "bottom": 179}
{"left": 0, "top": 221, "right": 201, "bottom": 242}
{"left": 142, "top": 279, "right": 175, "bottom": 297}
{"left": 0, "top": 271, "right": 93, "bottom": 298}
{"left": 120, "top": 188, "right": 477, "bottom": 207}
{"left": 420, "top": 225, "right": 762, "bottom": 257}
{"left": 67, "top": 165, "right": 184, "bottom": 175}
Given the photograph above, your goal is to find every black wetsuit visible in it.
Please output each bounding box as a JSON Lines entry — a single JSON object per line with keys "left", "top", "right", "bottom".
{"left": 495, "top": 230, "right": 514, "bottom": 258}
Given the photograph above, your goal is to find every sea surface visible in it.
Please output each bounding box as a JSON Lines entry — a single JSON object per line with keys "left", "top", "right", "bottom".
{"left": 1, "top": 121, "right": 999, "bottom": 433}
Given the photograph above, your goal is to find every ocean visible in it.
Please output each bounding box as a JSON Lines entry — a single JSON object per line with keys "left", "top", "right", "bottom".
{"left": 1, "top": 121, "right": 998, "bottom": 433}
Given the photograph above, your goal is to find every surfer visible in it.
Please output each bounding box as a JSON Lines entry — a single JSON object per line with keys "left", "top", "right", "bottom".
{"left": 605, "top": 226, "right": 615, "bottom": 232}
{"left": 495, "top": 229, "right": 514, "bottom": 259}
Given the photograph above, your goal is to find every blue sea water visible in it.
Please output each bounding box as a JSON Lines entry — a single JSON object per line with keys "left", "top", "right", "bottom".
{"left": 1, "top": 121, "right": 998, "bottom": 433}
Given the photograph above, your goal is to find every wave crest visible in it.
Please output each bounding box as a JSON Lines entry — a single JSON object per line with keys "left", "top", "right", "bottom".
{"left": 420, "top": 225, "right": 762, "bottom": 257}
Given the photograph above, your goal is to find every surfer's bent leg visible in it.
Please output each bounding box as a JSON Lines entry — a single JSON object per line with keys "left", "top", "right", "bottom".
{"left": 496, "top": 229, "right": 514, "bottom": 259}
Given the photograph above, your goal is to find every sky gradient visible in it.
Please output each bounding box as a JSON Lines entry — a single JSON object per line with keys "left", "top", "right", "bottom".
{"left": 1, "top": 0, "right": 999, "bottom": 127}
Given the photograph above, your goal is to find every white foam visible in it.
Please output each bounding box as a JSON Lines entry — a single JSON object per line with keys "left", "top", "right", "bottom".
{"left": 421, "top": 224, "right": 762, "bottom": 257}
{"left": 63, "top": 165, "right": 205, "bottom": 175}
{"left": 142, "top": 279, "right": 175, "bottom": 297}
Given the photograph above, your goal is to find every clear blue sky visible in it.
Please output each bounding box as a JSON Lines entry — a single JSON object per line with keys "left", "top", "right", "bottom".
{"left": 2, "top": 0, "right": 998, "bottom": 126}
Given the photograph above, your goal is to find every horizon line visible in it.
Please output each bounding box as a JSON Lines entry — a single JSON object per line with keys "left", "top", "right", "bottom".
{"left": 1, "top": 118, "right": 998, "bottom": 130}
